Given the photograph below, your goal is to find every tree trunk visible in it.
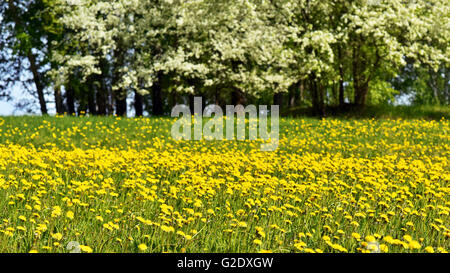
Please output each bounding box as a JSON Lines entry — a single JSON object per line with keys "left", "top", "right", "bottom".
{"left": 299, "top": 80, "right": 304, "bottom": 104}
{"left": 88, "top": 86, "right": 97, "bottom": 115}
{"left": 338, "top": 47, "right": 345, "bottom": 107}
{"left": 288, "top": 90, "right": 295, "bottom": 108}
{"left": 96, "top": 83, "right": 107, "bottom": 115}
{"left": 288, "top": 81, "right": 300, "bottom": 108}
{"left": 151, "top": 73, "right": 164, "bottom": 116}
{"left": 352, "top": 43, "right": 368, "bottom": 107}
{"left": 189, "top": 94, "right": 195, "bottom": 113}
{"left": 445, "top": 65, "right": 449, "bottom": 104}
{"left": 169, "top": 92, "right": 178, "bottom": 109}
{"left": 107, "top": 89, "right": 114, "bottom": 115}
{"left": 134, "top": 90, "right": 143, "bottom": 117}
{"left": 339, "top": 78, "right": 345, "bottom": 107}
{"left": 54, "top": 85, "right": 63, "bottom": 115}
{"left": 8, "top": 0, "right": 47, "bottom": 115}
{"left": 95, "top": 58, "right": 108, "bottom": 115}
{"left": 273, "top": 93, "right": 283, "bottom": 106}
{"left": 66, "top": 84, "right": 75, "bottom": 115}
{"left": 231, "top": 88, "right": 245, "bottom": 105}
{"left": 27, "top": 52, "right": 48, "bottom": 115}
{"left": 310, "top": 75, "right": 325, "bottom": 117}
{"left": 318, "top": 82, "right": 325, "bottom": 116}
{"left": 113, "top": 38, "right": 127, "bottom": 116}
{"left": 332, "top": 82, "right": 338, "bottom": 105}
{"left": 115, "top": 90, "right": 127, "bottom": 116}
{"left": 354, "top": 81, "right": 369, "bottom": 107}
{"left": 310, "top": 79, "right": 319, "bottom": 115}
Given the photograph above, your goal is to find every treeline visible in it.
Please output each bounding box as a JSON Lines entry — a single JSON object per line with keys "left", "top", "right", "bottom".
{"left": 0, "top": 0, "right": 448, "bottom": 117}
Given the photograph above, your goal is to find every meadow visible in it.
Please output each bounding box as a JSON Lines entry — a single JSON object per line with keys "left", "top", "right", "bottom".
{"left": 0, "top": 115, "right": 448, "bottom": 253}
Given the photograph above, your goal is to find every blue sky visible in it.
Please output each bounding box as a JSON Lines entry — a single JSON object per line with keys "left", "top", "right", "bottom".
{"left": 0, "top": 101, "right": 15, "bottom": 115}
{"left": 0, "top": 84, "right": 56, "bottom": 116}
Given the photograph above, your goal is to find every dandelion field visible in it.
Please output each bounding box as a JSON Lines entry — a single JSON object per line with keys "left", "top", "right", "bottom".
{"left": 0, "top": 116, "right": 448, "bottom": 253}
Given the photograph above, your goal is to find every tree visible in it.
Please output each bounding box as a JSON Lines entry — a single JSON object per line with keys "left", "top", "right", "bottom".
{"left": 1, "top": 0, "right": 54, "bottom": 115}
{"left": 47, "top": 0, "right": 448, "bottom": 117}
{"left": 51, "top": 0, "right": 293, "bottom": 112}
{"left": 339, "top": 0, "right": 448, "bottom": 107}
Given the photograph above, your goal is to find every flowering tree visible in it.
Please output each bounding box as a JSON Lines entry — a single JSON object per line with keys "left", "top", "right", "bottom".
{"left": 268, "top": 0, "right": 449, "bottom": 112}
{"left": 339, "top": 0, "right": 449, "bottom": 107}
{"left": 42, "top": 0, "right": 449, "bottom": 116}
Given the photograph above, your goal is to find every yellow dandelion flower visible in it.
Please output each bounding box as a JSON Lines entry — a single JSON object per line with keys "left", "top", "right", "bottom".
{"left": 138, "top": 244, "right": 148, "bottom": 251}
{"left": 66, "top": 211, "right": 74, "bottom": 220}
{"left": 79, "top": 245, "right": 93, "bottom": 253}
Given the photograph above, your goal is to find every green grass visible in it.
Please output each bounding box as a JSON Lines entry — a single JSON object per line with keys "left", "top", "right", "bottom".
{"left": 285, "top": 104, "right": 449, "bottom": 120}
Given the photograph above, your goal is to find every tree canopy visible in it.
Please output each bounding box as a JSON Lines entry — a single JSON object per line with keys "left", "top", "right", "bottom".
{"left": 1, "top": 0, "right": 448, "bottom": 116}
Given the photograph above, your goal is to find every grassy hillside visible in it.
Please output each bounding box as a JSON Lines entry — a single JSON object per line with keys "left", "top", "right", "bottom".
{"left": 0, "top": 115, "right": 448, "bottom": 253}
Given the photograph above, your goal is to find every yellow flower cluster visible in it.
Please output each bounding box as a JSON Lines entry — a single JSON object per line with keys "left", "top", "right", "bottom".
{"left": 0, "top": 116, "right": 447, "bottom": 253}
